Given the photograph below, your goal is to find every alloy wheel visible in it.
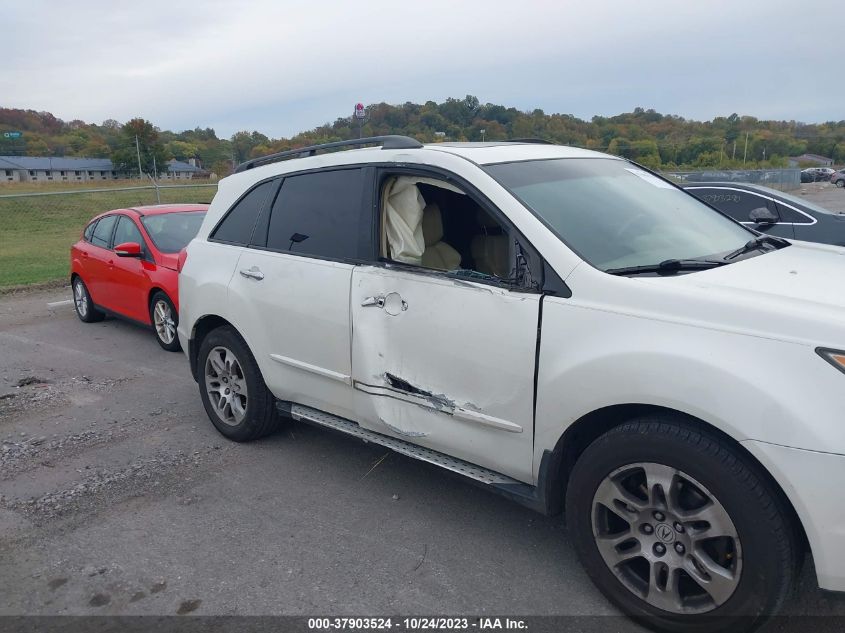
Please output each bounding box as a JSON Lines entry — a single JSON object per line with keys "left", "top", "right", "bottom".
{"left": 204, "top": 346, "right": 249, "bottom": 426}
{"left": 153, "top": 299, "right": 176, "bottom": 345}
{"left": 74, "top": 281, "right": 88, "bottom": 318}
{"left": 591, "top": 462, "right": 742, "bottom": 614}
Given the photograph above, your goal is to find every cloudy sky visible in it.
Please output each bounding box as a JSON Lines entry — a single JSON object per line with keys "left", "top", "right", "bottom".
{"left": 3, "top": 0, "right": 840, "bottom": 138}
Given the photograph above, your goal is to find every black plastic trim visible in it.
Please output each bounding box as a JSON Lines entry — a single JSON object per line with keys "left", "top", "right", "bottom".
{"left": 817, "top": 347, "right": 845, "bottom": 374}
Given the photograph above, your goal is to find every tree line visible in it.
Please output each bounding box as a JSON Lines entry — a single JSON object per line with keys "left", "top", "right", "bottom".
{"left": 1, "top": 96, "right": 843, "bottom": 177}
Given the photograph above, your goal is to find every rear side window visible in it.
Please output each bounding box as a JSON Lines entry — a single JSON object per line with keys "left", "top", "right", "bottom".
{"left": 774, "top": 203, "right": 813, "bottom": 224}
{"left": 212, "top": 180, "right": 275, "bottom": 245}
{"left": 266, "top": 169, "right": 366, "bottom": 260}
{"left": 83, "top": 221, "right": 97, "bottom": 242}
{"left": 690, "top": 188, "right": 774, "bottom": 223}
{"left": 90, "top": 215, "right": 117, "bottom": 248}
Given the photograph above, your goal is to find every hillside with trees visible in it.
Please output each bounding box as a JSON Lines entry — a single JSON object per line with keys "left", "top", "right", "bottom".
{"left": 1, "top": 96, "right": 843, "bottom": 177}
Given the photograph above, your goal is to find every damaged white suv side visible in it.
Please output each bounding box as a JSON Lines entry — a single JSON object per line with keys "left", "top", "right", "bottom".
{"left": 179, "top": 136, "right": 845, "bottom": 632}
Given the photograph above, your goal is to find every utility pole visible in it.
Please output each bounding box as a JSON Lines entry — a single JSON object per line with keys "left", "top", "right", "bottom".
{"left": 152, "top": 155, "right": 157, "bottom": 180}
{"left": 743, "top": 132, "right": 749, "bottom": 164}
{"left": 135, "top": 135, "right": 143, "bottom": 179}
{"left": 732, "top": 140, "right": 736, "bottom": 161}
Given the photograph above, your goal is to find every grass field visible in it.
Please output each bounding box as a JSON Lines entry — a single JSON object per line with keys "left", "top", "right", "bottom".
{"left": 0, "top": 183, "right": 218, "bottom": 289}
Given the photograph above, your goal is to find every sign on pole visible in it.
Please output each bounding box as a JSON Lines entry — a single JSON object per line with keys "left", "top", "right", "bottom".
{"left": 354, "top": 103, "right": 366, "bottom": 120}
{"left": 3, "top": 131, "right": 23, "bottom": 139}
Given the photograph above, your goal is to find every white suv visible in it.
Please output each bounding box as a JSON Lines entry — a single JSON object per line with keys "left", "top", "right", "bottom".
{"left": 179, "top": 136, "right": 845, "bottom": 632}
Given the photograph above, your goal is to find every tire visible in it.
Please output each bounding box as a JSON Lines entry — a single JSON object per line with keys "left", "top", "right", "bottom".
{"left": 835, "top": 179, "right": 844, "bottom": 188}
{"left": 72, "top": 277, "right": 104, "bottom": 323}
{"left": 565, "top": 416, "right": 797, "bottom": 633}
{"left": 197, "top": 325, "right": 281, "bottom": 441}
{"left": 150, "top": 291, "right": 181, "bottom": 352}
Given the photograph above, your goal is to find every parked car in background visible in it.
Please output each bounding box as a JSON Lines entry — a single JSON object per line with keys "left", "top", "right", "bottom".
{"left": 800, "top": 167, "right": 835, "bottom": 182}
{"left": 179, "top": 137, "right": 845, "bottom": 633}
{"left": 831, "top": 169, "right": 845, "bottom": 188}
{"left": 684, "top": 182, "right": 845, "bottom": 246}
{"left": 70, "top": 204, "right": 209, "bottom": 350}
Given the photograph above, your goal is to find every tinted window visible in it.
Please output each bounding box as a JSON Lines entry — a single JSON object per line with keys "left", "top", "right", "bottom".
{"left": 90, "top": 215, "right": 117, "bottom": 248}
{"left": 774, "top": 202, "right": 813, "bottom": 224}
{"left": 267, "top": 169, "right": 365, "bottom": 259}
{"left": 113, "top": 215, "right": 146, "bottom": 249}
{"left": 487, "top": 159, "right": 753, "bottom": 272}
{"left": 141, "top": 211, "right": 207, "bottom": 253}
{"left": 83, "top": 221, "right": 96, "bottom": 242}
{"left": 689, "top": 188, "right": 774, "bottom": 222}
{"left": 212, "top": 180, "right": 275, "bottom": 245}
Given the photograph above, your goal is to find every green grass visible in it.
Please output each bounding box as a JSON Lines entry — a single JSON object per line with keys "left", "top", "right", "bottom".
{"left": 0, "top": 184, "right": 218, "bottom": 289}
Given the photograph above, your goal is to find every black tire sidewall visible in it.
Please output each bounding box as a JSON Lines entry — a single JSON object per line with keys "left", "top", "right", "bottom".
{"left": 149, "top": 291, "right": 180, "bottom": 352}
{"left": 197, "top": 326, "right": 277, "bottom": 442}
{"left": 566, "top": 420, "right": 793, "bottom": 633}
{"left": 73, "top": 278, "right": 102, "bottom": 323}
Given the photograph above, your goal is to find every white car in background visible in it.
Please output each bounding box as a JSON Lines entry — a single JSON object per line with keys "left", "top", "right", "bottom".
{"left": 178, "top": 136, "right": 845, "bottom": 633}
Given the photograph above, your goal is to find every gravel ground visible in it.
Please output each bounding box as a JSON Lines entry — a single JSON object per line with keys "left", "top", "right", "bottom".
{"left": 2, "top": 188, "right": 845, "bottom": 627}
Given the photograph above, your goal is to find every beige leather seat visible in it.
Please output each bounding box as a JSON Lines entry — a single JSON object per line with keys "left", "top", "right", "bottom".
{"left": 471, "top": 209, "right": 510, "bottom": 278}
{"left": 421, "top": 203, "right": 462, "bottom": 270}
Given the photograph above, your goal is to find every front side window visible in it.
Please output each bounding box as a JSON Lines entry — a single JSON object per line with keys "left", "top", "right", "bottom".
{"left": 90, "top": 214, "right": 117, "bottom": 249}
{"left": 141, "top": 211, "right": 206, "bottom": 253}
{"left": 487, "top": 158, "right": 756, "bottom": 272}
{"left": 211, "top": 180, "right": 276, "bottom": 245}
{"left": 113, "top": 215, "right": 146, "bottom": 249}
{"left": 380, "top": 174, "right": 516, "bottom": 283}
{"left": 266, "top": 169, "right": 365, "bottom": 259}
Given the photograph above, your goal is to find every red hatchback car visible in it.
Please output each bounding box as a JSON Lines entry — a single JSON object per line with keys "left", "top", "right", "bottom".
{"left": 70, "top": 204, "right": 208, "bottom": 351}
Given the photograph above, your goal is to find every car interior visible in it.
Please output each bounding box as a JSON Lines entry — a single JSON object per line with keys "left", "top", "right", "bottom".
{"left": 380, "top": 175, "right": 512, "bottom": 280}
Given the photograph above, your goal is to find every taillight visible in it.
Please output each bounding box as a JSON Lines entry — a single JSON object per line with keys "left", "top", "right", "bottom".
{"left": 177, "top": 248, "right": 188, "bottom": 273}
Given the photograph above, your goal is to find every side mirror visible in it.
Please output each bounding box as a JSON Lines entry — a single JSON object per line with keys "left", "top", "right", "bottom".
{"left": 115, "top": 241, "right": 142, "bottom": 258}
{"left": 748, "top": 207, "right": 778, "bottom": 225}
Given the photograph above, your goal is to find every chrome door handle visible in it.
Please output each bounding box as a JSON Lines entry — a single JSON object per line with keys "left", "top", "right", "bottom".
{"left": 362, "top": 292, "right": 408, "bottom": 315}
{"left": 239, "top": 267, "right": 264, "bottom": 281}
{"left": 361, "top": 295, "right": 385, "bottom": 308}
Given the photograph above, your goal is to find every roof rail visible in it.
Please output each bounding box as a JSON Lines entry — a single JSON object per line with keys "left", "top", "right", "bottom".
{"left": 234, "top": 135, "right": 423, "bottom": 173}
{"left": 505, "top": 138, "right": 557, "bottom": 145}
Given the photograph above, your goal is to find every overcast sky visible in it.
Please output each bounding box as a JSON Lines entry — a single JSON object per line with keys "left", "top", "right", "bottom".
{"left": 3, "top": 0, "right": 840, "bottom": 138}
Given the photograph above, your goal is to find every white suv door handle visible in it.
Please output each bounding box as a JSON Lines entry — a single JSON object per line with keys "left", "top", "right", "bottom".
{"left": 362, "top": 292, "right": 408, "bottom": 315}
{"left": 239, "top": 267, "right": 264, "bottom": 281}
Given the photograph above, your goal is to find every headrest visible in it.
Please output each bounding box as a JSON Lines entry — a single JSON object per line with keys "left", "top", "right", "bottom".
{"left": 422, "top": 202, "right": 444, "bottom": 246}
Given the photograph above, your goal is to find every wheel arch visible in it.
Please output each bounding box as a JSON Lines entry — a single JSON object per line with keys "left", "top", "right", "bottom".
{"left": 546, "top": 403, "right": 808, "bottom": 554}
{"left": 188, "top": 314, "right": 244, "bottom": 382}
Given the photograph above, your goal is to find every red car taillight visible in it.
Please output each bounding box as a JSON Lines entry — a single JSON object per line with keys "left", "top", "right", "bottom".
{"left": 177, "top": 248, "right": 188, "bottom": 273}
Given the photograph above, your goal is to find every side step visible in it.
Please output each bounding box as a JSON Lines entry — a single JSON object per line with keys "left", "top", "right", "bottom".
{"left": 288, "top": 403, "right": 521, "bottom": 485}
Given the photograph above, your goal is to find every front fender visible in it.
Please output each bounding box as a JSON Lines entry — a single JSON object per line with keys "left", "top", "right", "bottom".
{"left": 534, "top": 297, "right": 844, "bottom": 478}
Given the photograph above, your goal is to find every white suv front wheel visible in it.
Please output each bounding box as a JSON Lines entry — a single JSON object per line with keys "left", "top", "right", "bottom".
{"left": 566, "top": 416, "right": 798, "bottom": 633}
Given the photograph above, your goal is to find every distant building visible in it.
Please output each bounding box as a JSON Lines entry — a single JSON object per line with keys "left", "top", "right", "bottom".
{"left": 0, "top": 155, "right": 209, "bottom": 182}
{"left": 0, "top": 156, "right": 118, "bottom": 182}
{"left": 788, "top": 153, "right": 834, "bottom": 167}
{"left": 161, "top": 158, "right": 208, "bottom": 180}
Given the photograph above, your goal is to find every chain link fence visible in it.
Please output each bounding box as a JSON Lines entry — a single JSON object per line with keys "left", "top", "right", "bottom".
{"left": 0, "top": 181, "right": 218, "bottom": 290}
{"left": 662, "top": 168, "right": 801, "bottom": 191}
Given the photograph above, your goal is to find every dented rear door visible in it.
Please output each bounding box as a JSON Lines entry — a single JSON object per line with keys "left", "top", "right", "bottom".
{"left": 350, "top": 265, "right": 540, "bottom": 483}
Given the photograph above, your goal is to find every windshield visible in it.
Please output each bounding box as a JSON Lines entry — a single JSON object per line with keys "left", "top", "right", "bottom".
{"left": 486, "top": 158, "right": 756, "bottom": 272}
{"left": 141, "top": 211, "right": 206, "bottom": 253}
